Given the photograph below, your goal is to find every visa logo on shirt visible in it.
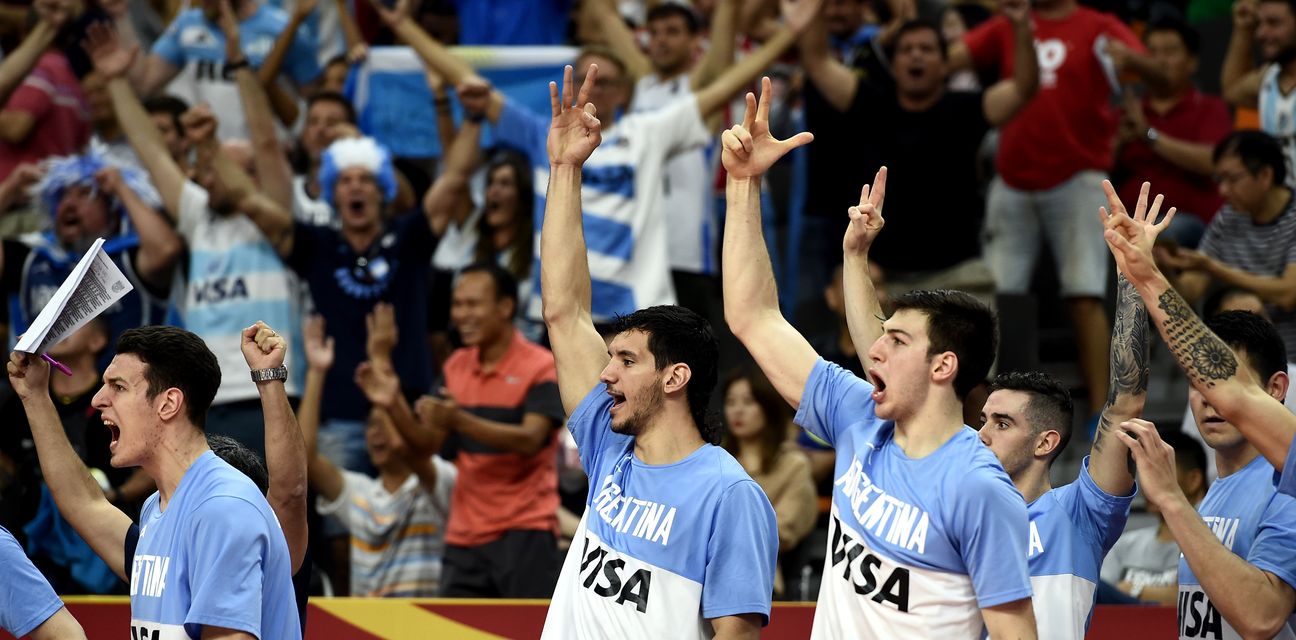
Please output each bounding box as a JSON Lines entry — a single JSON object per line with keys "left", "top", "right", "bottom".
{"left": 590, "top": 478, "right": 677, "bottom": 546}
{"left": 828, "top": 514, "right": 911, "bottom": 612}
{"left": 1178, "top": 588, "right": 1224, "bottom": 639}
{"left": 131, "top": 554, "right": 171, "bottom": 598}
{"left": 834, "top": 457, "right": 931, "bottom": 554}
{"left": 577, "top": 535, "right": 652, "bottom": 613}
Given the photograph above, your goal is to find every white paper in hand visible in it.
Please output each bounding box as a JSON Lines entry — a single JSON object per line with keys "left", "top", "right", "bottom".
{"left": 15, "top": 238, "right": 133, "bottom": 355}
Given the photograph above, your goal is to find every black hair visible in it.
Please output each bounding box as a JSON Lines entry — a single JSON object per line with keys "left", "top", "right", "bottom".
{"left": 307, "top": 91, "right": 358, "bottom": 124}
{"left": 889, "top": 290, "right": 998, "bottom": 399}
{"left": 1160, "top": 430, "right": 1208, "bottom": 486}
{"left": 610, "top": 305, "right": 720, "bottom": 443}
{"left": 1202, "top": 286, "right": 1265, "bottom": 318}
{"left": 115, "top": 326, "right": 220, "bottom": 428}
{"left": 473, "top": 150, "right": 534, "bottom": 281}
{"left": 1144, "top": 16, "right": 1201, "bottom": 55}
{"left": 1206, "top": 311, "right": 1289, "bottom": 387}
{"left": 1214, "top": 130, "right": 1288, "bottom": 187}
{"left": 895, "top": 19, "right": 949, "bottom": 60}
{"left": 950, "top": 3, "right": 992, "bottom": 31}
{"left": 647, "top": 2, "right": 701, "bottom": 33}
{"left": 142, "top": 95, "right": 191, "bottom": 136}
{"left": 459, "top": 262, "right": 520, "bottom": 318}
{"left": 207, "top": 434, "right": 269, "bottom": 495}
{"left": 989, "top": 371, "right": 1075, "bottom": 462}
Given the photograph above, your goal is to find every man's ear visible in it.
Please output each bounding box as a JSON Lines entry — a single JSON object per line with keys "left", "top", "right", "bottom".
{"left": 663, "top": 363, "right": 693, "bottom": 395}
{"left": 930, "top": 351, "right": 958, "bottom": 387}
{"left": 156, "top": 388, "right": 185, "bottom": 422}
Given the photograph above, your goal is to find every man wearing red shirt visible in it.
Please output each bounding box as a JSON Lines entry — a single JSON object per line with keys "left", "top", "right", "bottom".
{"left": 1116, "top": 17, "right": 1232, "bottom": 249}
{"left": 0, "top": 45, "right": 89, "bottom": 184}
{"left": 950, "top": 0, "right": 1165, "bottom": 416}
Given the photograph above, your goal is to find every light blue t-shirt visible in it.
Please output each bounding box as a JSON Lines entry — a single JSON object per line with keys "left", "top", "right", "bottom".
{"left": 794, "top": 359, "right": 1033, "bottom": 639}
{"left": 130, "top": 451, "right": 300, "bottom": 639}
{"left": 1280, "top": 438, "right": 1296, "bottom": 498}
{"left": 540, "top": 384, "right": 778, "bottom": 639}
{"left": 152, "top": 4, "right": 320, "bottom": 140}
{"left": 1179, "top": 454, "right": 1296, "bottom": 639}
{"left": 1025, "top": 458, "right": 1134, "bottom": 639}
{"left": 0, "top": 526, "right": 64, "bottom": 637}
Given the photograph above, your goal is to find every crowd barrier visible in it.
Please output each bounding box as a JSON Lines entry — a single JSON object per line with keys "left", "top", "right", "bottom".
{"left": 0, "top": 598, "right": 1176, "bottom": 638}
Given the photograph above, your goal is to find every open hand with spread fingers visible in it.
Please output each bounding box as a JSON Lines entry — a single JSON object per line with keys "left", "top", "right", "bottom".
{"left": 1098, "top": 180, "right": 1176, "bottom": 285}
{"left": 721, "top": 76, "right": 814, "bottom": 180}
{"left": 547, "top": 64, "right": 603, "bottom": 167}
{"left": 843, "top": 166, "right": 887, "bottom": 256}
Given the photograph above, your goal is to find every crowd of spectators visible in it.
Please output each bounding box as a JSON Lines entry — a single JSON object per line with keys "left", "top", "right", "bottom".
{"left": 0, "top": 0, "right": 1293, "bottom": 611}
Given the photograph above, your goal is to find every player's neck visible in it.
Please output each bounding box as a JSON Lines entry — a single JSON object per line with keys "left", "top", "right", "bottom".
{"left": 892, "top": 396, "right": 966, "bottom": 459}
{"left": 149, "top": 428, "right": 211, "bottom": 511}
{"left": 1213, "top": 443, "right": 1260, "bottom": 478}
{"left": 1014, "top": 465, "right": 1053, "bottom": 504}
{"left": 633, "top": 405, "right": 706, "bottom": 465}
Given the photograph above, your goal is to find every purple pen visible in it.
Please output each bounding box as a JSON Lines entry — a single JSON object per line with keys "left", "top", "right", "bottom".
{"left": 42, "top": 353, "right": 72, "bottom": 376}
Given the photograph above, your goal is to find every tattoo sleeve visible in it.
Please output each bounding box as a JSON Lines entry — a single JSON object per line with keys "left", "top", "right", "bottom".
{"left": 1095, "top": 275, "right": 1151, "bottom": 453}
{"left": 1156, "top": 287, "right": 1239, "bottom": 387}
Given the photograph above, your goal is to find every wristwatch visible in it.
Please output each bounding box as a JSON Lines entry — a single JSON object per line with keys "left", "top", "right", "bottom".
{"left": 250, "top": 366, "right": 288, "bottom": 383}
{"left": 1145, "top": 127, "right": 1160, "bottom": 143}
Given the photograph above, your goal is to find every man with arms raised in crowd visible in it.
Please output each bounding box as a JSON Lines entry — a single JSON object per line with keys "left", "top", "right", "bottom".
{"left": 722, "top": 78, "right": 1035, "bottom": 638}
{"left": 1103, "top": 181, "right": 1296, "bottom": 639}
{"left": 8, "top": 322, "right": 302, "bottom": 639}
{"left": 538, "top": 65, "right": 778, "bottom": 640}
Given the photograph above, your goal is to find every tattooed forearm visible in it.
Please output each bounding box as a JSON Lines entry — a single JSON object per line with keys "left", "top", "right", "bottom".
{"left": 1095, "top": 276, "right": 1151, "bottom": 453}
{"left": 1156, "top": 288, "right": 1238, "bottom": 387}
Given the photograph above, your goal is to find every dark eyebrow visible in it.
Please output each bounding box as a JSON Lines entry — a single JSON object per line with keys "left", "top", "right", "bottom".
{"left": 610, "top": 349, "right": 638, "bottom": 359}
{"left": 884, "top": 328, "right": 914, "bottom": 340}
{"left": 988, "top": 412, "right": 1016, "bottom": 424}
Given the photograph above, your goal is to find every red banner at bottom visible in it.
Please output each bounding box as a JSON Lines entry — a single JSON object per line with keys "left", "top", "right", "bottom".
{"left": 0, "top": 598, "right": 1175, "bottom": 639}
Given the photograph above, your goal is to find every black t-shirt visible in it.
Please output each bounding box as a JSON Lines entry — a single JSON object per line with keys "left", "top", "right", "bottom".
{"left": 836, "top": 83, "right": 992, "bottom": 273}
{"left": 288, "top": 212, "right": 438, "bottom": 421}
{"left": 124, "top": 523, "right": 311, "bottom": 635}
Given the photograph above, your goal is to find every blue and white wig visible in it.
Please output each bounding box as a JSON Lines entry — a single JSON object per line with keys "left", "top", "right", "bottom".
{"left": 32, "top": 144, "right": 162, "bottom": 226}
{"left": 317, "top": 136, "right": 398, "bottom": 209}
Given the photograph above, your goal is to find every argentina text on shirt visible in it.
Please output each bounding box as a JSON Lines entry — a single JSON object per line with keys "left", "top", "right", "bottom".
{"left": 591, "top": 477, "right": 678, "bottom": 546}
{"left": 834, "top": 456, "right": 931, "bottom": 554}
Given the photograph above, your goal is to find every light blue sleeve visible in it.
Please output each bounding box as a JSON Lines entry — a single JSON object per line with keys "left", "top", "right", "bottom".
{"left": 1247, "top": 491, "right": 1296, "bottom": 590}
{"left": 566, "top": 383, "right": 631, "bottom": 476}
{"left": 183, "top": 496, "right": 269, "bottom": 637}
{"left": 1070, "top": 456, "right": 1136, "bottom": 553}
{"left": 151, "top": 13, "right": 190, "bottom": 66}
{"left": 702, "top": 480, "right": 778, "bottom": 625}
{"left": 1280, "top": 440, "right": 1296, "bottom": 498}
{"left": 495, "top": 97, "right": 548, "bottom": 164}
{"left": 792, "top": 358, "right": 878, "bottom": 448}
{"left": 952, "top": 466, "right": 1034, "bottom": 608}
{"left": 284, "top": 22, "right": 322, "bottom": 84}
{"left": 0, "top": 526, "right": 63, "bottom": 637}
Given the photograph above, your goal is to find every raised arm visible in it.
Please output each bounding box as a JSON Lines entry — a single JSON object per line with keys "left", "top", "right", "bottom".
{"left": 1088, "top": 182, "right": 1158, "bottom": 496}
{"left": 0, "top": 1, "right": 65, "bottom": 107}
{"left": 1102, "top": 181, "right": 1296, "bottom": 468}
{"left": 542, "top": 65, "right": 618, "bottom": 415}
{"left": 6, "top": 352, "right": 132, "bottom": 581}
{"left": 721, "top": 77, "right": 819, "bottom": 408}
{"left": 428, "top": 69, "right": 457, "bottom": 155}
{"left": 87, "top": 23, "right": 188, "bottom": 218}
{"left": 691, "top": 0, "right": 740, "bottom": 90}
{"left": 95, "top": 167, "right": 183, "bottom": 293}
{"left": 1118, "top": 419, "right": 1296, "bottom": 638}
{"left": 240, "top": 321, "right": 307, "bottom": 573}
{"left": 422, "top": 80, "right": 485, "bottom": 237}
{"left": 694, "top": 0, "right": 823, "bottom": 118}
{"left": 255, "top": 0, "right": 317, "bottom": 127}
{"left": 299, "top": 315, "right": 345, "bottom": 501}
{"left": 982, "top": 0, "right": 1037, "bottom": 127}
{"left": 1223, "top": 0, "right": 1262, "bottom": 108}
{"left": 583, "top": 0, "right": 652, "bottom": 81}
{"left": 793, "top": 2, "right": 858, "bottom": 112}
{"left": 841, "top": 168, "right": 888, "bottom": 367}
{"left": 218, "top": 3, "right": 294, "bottom": 211}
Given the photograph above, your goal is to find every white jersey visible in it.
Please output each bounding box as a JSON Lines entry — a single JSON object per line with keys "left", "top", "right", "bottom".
{"left": 1179, "top": 455, "right": 1296, "bottom": 639}
{"left": 542, "top": 384, "right": 778, "bottom": 639}
{"left": 630, "top": 73, "right": 717, "bottom": 275}
{"left": 1024, "top": 458, "right": 1133, "bottom": 639}
{"left": 795, "top": 360, "right": 1033, "bottom": 638}
{"left": 1260, "top": 63, "right": 1296, "bottom": 189}
{"left": 495, "top": 95, "right": 710, "bottom": 322}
